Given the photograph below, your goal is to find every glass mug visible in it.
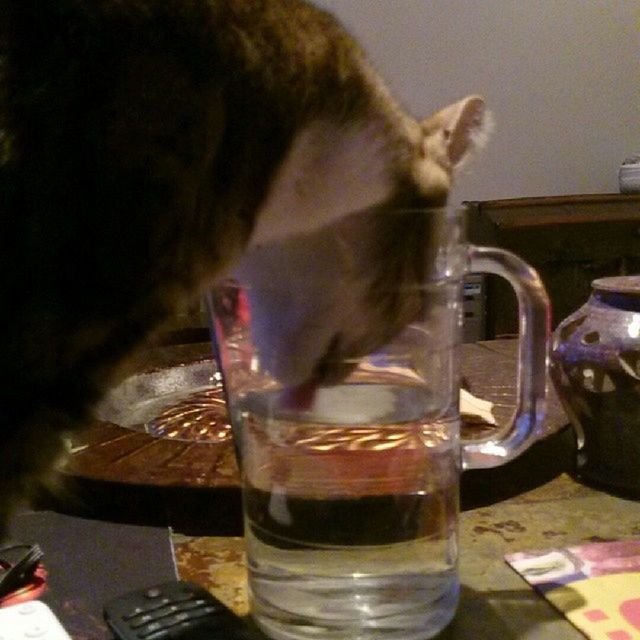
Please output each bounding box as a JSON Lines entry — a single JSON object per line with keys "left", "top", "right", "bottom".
{"left": 208, "top": 208, "right": 549, "bottom": 640}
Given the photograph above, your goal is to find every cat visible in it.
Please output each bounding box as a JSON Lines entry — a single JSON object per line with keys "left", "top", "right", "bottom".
{"left": 0, "top": 0, "right": 487, "bottom": 534}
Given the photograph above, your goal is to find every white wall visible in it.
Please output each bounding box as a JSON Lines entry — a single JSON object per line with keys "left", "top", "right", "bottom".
{"left": 314, "top": 0, "right": 639, "bottom": 207}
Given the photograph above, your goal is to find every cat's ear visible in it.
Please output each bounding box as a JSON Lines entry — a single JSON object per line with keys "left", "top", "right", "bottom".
{"left": 421, "top": 95, "right": 488, "bottom": 169}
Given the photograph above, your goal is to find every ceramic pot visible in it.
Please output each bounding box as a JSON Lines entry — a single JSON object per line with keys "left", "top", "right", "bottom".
{"left": 550, "top": 275, "right": 640, "bottom": 495}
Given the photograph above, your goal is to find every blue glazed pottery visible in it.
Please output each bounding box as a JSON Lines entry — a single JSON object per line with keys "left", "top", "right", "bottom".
{"left": 550, "top": 275, "right": 640, "bottom": 494}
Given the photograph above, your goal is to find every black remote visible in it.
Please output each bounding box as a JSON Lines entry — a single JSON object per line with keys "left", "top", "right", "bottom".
{"left": 103, "top": 580, "right": 256, "bottom": 640}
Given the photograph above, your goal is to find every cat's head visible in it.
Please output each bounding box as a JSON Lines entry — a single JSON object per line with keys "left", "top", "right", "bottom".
{"left": 225, "top": 95, "right": 489, "bottom": 388}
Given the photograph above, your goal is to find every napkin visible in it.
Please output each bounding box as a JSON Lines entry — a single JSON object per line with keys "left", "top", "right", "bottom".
{"left": 506, "top": 539, "right": 640, "bottom": 640}
{"left": 460, "top": 388, "right": 496, "bottom": 425}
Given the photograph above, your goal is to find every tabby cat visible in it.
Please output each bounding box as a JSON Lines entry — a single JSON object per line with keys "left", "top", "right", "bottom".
{"left": 0, "top": 0, "right": 487, "bottom": 533}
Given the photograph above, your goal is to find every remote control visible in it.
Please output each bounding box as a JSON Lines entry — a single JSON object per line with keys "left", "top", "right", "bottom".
{"left": 0, "top": 600, "right": 72, "bottom": 640}
{"left": 104, "top": 580, "right": 255, "bottom": 640}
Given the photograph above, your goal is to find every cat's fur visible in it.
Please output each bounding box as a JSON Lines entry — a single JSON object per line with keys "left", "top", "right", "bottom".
{"left": 0, "top": 0, "right": 487, "bottom": 533}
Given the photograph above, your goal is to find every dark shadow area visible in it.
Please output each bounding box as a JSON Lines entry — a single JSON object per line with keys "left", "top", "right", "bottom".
{"left": 568, "top": 471, "right": 640, "bottom": 503}
{"left": 35, "top": 479, "right": 243, "bottom": 536}
{"left": 461, "top": 425, "right": 577, "bottom": 511}
{"left": 437, "top": 584, "right": 584, "bottom": 639}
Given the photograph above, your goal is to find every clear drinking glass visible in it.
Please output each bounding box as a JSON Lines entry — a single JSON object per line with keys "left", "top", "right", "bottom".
{"left": 209, "top": 207, "right": 549, "bottom": 640}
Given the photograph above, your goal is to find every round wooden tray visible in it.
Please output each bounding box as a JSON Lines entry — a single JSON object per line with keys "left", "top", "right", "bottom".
{"left": 43, "top": 339, "right": 572, "bottom": 534}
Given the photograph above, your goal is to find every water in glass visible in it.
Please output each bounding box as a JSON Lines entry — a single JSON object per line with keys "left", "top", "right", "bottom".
{"left": 240, "top": 382, "right": 460, "bottom": 640}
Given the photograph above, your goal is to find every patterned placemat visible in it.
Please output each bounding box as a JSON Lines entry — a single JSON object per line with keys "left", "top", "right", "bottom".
{"left": 506, "top": 539, "right": 640, "bottom": 640}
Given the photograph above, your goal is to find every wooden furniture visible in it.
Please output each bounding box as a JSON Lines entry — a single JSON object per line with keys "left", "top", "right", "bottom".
{"left": 464, "top": 194, "right": 640, "bottom": 339}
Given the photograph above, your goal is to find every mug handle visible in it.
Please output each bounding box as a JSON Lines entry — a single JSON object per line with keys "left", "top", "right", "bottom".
{"left": 461, "top": 245, "right": 551, "bottom": 469}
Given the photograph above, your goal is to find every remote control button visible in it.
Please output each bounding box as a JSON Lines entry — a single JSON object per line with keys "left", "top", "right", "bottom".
{"left": 145, "top": 588, "right": 163, "bottom": 599}
{"left": 123, "top": 606, "right": 146, "bottom": 620}
{"left": 139, "top": 597, "right": 172, "bottom": 615}
{"left": 162, "top": 611, "right": 191, "bottom": 628}
{"left": 24, "top": 625, "right": 47, "bottom": 638}
{"left": 190, "top": 605, "right": 219, "bottom": 619}
{"left": 137, "top": 621, "right": 165, "bottom": 637}
{"left": 140, "top": 630, "right": 170, "bottom": 640}
{"left": 131, "top": 603, "right": 181, "bottom": 627}
{"left": 121, "top": 596, "right": 173, "bottom": 620}
{"left": 129, "top": 612, "right": 157, "bottom": 628}
{"left": 18, "top": 603, "right": 37, "bottom": 615}
{"left": 159, "top": 604, "right": 181, "bottom": 617}
{"left": 175, "top": 599, "right": 213, "bottom": 613}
